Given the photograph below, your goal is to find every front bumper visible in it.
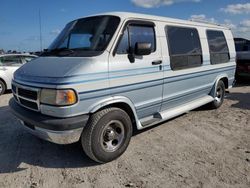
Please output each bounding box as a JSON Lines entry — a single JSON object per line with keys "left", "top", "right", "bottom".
{"left": 9, "top": 98, "right": 89, "bottom": 144}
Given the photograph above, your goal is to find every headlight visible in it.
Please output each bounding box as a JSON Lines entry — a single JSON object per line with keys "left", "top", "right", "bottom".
{"left": 40, "top": 89, "right": 77, "bottom": 106}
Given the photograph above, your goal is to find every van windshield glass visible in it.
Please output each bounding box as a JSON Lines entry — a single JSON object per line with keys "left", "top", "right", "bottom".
{"left": 41, "top": 16, "right": 120, "bottom": 57}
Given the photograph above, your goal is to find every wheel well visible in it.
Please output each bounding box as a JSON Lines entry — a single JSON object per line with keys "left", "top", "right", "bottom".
{"left": 220, "top": 77, "right": 229, "bottom": 89}
{"left": 0, "top": 78, "right": 7, "bottom": 88}
{"left": 98, "top": 102, "right": 137, "bottom": 130}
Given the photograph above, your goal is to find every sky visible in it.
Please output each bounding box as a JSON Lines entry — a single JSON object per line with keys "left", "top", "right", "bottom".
{"left": 0, "top": 0, "right": 249, "bottom": 52}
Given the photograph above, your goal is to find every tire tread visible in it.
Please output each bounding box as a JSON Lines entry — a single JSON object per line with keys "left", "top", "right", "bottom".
{"left": 81, "top": 107, "right": 128, "bottom": 163}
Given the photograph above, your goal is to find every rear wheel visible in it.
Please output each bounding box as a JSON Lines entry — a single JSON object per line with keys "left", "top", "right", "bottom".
{"left": 0, "top": 80, "right": 6, "bottom": 95}
{"left": 209, "top": 80, "right": 225, "bottom": 109}
{"left": 81, "top": 107, "right": 132, "bottom": 163}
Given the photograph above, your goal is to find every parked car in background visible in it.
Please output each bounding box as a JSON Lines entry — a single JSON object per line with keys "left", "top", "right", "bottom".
{"left": 234, "top": 38, "right": 250, "bottom": 80}
{"left": 0, "top": 54, "right": 37, "bottom": 95}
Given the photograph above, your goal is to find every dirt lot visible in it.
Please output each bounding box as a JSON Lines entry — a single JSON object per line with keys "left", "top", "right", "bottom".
{"left": 0, "top": 84, "right": 249, "bottom": 188}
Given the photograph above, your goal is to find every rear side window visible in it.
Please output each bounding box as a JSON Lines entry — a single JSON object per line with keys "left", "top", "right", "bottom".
{"left": 166, "top": 26, "right": 202, "bottom": 71}
{"left": 116, "top": 24, "right": 156, "bottom": 54}
{"left": 206, "top": 30, "right": 230, "bottom": 64}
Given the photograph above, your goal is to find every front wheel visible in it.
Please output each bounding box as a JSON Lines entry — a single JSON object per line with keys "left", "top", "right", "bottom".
{"left": 209, "top": 80, "right": 225, "bottom": 109}
{"left": 81, "top": 107, "right": 132, "bottom": 163}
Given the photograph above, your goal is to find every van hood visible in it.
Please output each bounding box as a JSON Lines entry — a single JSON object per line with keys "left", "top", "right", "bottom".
{"left": 14, "top": 56, "right": 108, "bottom": 86}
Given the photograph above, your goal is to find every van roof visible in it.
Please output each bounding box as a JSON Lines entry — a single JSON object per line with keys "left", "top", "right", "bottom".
{"left": 86, "top": 11, "right": 229, "bottom": 30}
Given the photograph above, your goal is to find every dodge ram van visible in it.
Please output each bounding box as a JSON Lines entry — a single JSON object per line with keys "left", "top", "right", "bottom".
{"left": 9, "top": 12, "right": 236, "bottom": 163}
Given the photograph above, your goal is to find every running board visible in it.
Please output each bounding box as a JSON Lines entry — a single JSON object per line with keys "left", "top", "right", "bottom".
{"left": 140, "top": 116, "right": 162, "bottom": 127}
{"left": 140, "top": 95, "right": 214, "bottom": 128}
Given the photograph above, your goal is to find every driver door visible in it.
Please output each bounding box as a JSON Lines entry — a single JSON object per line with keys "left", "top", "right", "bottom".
{"left": 109, "top": 21, "right": 164, "bottom": 119}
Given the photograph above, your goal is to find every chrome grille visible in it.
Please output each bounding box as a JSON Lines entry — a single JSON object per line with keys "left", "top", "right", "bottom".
{"left": 12, "top": 82, "right": 40, "bottom": 111}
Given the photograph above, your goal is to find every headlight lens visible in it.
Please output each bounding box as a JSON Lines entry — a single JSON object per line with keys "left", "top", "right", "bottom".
{"left": 40, "top": 89, "right": 77, "bottom": 106}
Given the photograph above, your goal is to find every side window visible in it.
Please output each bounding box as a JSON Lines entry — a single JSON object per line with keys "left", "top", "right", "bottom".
{"left": 116, "top": 24, "right": 156, "bottom": 54}
{"left": 1, "top": 56, "right": 22, "bottom": 66}
{"left": 22, "top": 56, "right": 35, "bottom": 64}
{"left": 166, "top": 26, "right": 202, "bottom": 71}
{"left": 206, "top": 30, "right": 230, "bottom": 64}
{"left": 116, "top": 28, "right": 129, "bottom": 54}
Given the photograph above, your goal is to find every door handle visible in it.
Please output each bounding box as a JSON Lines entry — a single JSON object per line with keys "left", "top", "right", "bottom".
{"left": 152, "top": 60, "right": 162, "bottom": 65}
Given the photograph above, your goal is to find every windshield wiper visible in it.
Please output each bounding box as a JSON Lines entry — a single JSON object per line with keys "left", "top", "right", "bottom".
{"left": 41, "top": 48, "right": 75, "bottom": 56}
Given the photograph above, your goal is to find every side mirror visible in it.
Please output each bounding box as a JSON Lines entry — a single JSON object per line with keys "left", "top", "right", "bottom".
{"left": 135, "top": 42, "right": 152, "bottom": 56}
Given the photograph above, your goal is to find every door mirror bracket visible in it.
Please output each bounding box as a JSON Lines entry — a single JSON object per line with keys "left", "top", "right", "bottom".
{"left": 127, "top": 42, "right": 152, "bottom": 63}
{"left": 135, "top": 42, "right": 152, "bottom": 56}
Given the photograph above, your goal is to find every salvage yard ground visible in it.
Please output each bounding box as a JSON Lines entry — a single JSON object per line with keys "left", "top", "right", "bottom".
{"left": 0, "top": 83, "right": 249, "bottom": 188}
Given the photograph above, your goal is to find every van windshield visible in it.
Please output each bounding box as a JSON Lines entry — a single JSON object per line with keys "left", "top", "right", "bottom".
{"left": 41, "top": 16, "right": 120, "bottom": 57}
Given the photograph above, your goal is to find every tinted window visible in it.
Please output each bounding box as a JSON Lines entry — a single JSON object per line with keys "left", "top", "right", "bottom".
{"left": 116, "top": 24, "right": 155, "bottom": 54}
{"left": 207, "top": 30, "right": 230, "bottom": 64}
{"left": 129, "top": 25, "right": 156, "bottom": 52}
{"left": 166, "top": 26, "right": 202, "bottom": 70}
{"left": 116, "top": 28, "right": 129, "bottom": 54}
{"left": 1, "top": 56, "right": 22, "bottom": 66}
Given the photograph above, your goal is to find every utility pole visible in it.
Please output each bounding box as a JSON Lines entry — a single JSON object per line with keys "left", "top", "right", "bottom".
{"left": 39, "top": 9, "right": 43, "bottom": 51}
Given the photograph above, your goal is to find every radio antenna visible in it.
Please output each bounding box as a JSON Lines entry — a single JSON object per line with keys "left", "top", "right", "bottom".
{"left": 39, "top": 9, "right": 43, "bottom": 51}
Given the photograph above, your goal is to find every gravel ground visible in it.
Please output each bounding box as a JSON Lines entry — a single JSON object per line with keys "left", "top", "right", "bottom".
{"left": 0, "top": 84, "right": 249, "bottom": 188}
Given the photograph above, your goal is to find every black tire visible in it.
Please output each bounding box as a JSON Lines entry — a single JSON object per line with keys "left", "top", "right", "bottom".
{"left": 0, "top": 80, "right": 6, "bottom": 95}
{"left": 209, "top": 80, "right": 225, "bottom": 109}
{"left": 81, "top": 107, "right": 133, "bottom": 163}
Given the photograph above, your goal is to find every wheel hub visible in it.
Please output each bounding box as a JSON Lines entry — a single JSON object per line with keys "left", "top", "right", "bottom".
{"left": 101, "top": 120, "right": 125, "bottom": 152}
{"left": 215, "top": 87, "right": 222, "bottom": 102}
{"left": 104, "top": 129, "right": 116, "bottom": 141}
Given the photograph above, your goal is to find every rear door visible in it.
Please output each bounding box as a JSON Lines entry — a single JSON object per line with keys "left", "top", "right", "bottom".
{"left": 109, "top": 20, "right": 164, "bottom": 119}
{"left": 161, "top": 26, "right": 207, "bottom": 111}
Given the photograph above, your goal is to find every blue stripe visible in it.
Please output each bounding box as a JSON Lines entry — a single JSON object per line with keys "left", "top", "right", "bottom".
{"left": 80, "top": 79, "right": 163, "bottom": 101}
{"left": 18, "top": 65, "right": 235, "bottom": 86}
{"left": 16, "top": 68, "right": 163, "bottom": 86}
{"left": 136, "top": 102, "right": 162, "bottom": 111}
{"left": 164, "top": 66, "right": 235, "bottom": 83}
{"left": 162, "top": 86, "right": 211, "bottom": 103}
{"left": 20, "top": 65, "right": 168, "bottom": 79}
{"left": 79, "top": 66, "right": 234, "bottom": 99}
{"left": 136, "top": 86, "right": 211, "bottom": 110}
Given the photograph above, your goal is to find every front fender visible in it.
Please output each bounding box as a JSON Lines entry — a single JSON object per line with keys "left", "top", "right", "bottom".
{"left": 88, "top": 96, "right": 143, "bottom": 130}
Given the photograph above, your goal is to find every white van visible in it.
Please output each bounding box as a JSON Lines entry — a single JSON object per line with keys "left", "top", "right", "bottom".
{"left": 9, "top": 12, "right": 236, "bottom": 163}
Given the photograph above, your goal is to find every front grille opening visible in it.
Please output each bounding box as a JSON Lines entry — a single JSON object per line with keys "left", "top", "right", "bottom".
{"left": 18, "top": 88, "right": 38, "bottom": 100}
{"left": 19, "top": 98, "right": 38, "bottom": 110}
